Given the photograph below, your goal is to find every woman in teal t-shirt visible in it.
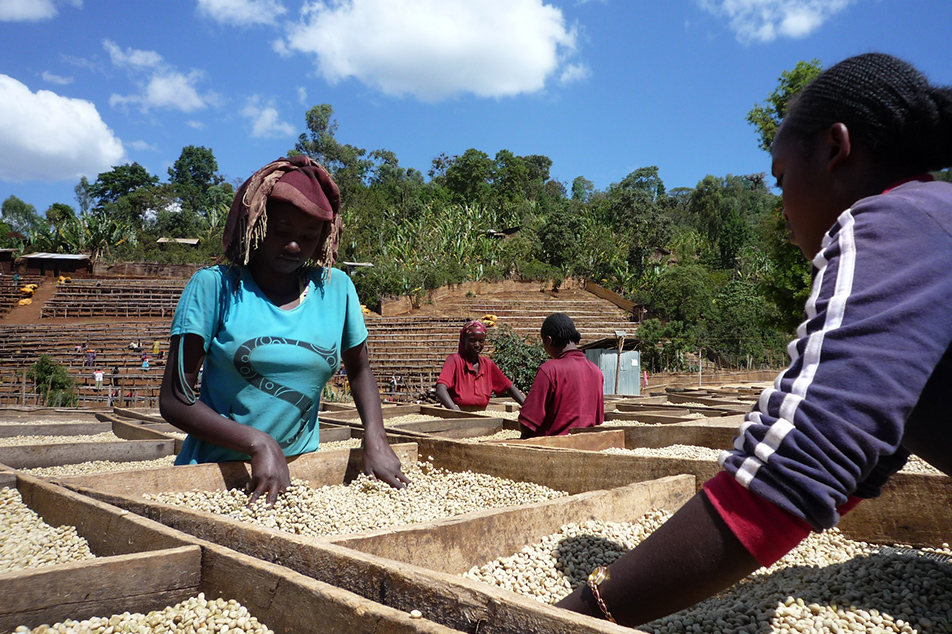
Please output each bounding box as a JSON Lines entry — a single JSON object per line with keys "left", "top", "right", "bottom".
{"left": 160, "top": 156, "right": 409, "bottom": 505}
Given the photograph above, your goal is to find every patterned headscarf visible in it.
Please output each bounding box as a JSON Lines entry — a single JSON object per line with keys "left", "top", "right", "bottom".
{"left": 222, "top": 155, "right": 342, "bottom": 268}
{"left": 458, "top": 320, "right": 489, "bottom": 356}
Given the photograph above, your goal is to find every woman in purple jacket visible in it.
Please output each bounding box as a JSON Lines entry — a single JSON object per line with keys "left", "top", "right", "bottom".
{"left": 558, "top": 52, "right": 952, "bottom": 627}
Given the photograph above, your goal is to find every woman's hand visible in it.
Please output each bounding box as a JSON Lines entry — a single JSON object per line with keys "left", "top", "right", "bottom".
{"left": 362, "top": 436, "right": 411, "bottom": 489}
{"left": 247, "top": 432, "right": 291, "bottom": 506}
{"left": 161, "top": 334, "right": 292, "bottom": 507}
{"left": 341, "top": 341, "right": 412, "bottom": 489}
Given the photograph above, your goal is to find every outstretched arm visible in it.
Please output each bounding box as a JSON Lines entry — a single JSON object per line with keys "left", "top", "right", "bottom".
{"left": 556, "top": 490, "right": 760, "bottom": 627}
{"left": 434, "top": 382, "right": 461, "bottom": 410}
{"left": 343, "top": 341, "right": 410, "bottom": 488}
{"left": 506, "top": 384, "right": 526, "bottom": 406}
{"left": 159, "top": 334, "right": 289, "bottom": 506}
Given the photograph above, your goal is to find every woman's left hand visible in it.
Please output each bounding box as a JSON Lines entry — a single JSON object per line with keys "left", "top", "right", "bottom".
{"left": 362, "top": 437, "right": 411, "bottom": 488}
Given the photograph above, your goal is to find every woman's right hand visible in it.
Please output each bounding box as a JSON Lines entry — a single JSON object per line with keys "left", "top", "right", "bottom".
{"left": 247, "top": 433, "right": 291, "bottom": 506}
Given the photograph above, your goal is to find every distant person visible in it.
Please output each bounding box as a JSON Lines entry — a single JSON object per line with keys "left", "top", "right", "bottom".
{"left": 93, "top": 369, "right": 104, "bottom": 389}
{"left": 435, "top": 320, "right": 525, "bottom": 412}
{"left": 518, "top": 313, "right": 604, "bottom": 437}
{"left": 84, "top": 349, "right": 96, "bottom": 367}
{"left": 112, "top": 365, "right": 120, "bottom": 375}
{"left": 152, "top": 340, "right": 161, "bottom": 356}
{"left": 142, "top": 356, "right": 150, "bottom": 371}
{"left": 128, "top": 341, "right": 140, "bottom": 351}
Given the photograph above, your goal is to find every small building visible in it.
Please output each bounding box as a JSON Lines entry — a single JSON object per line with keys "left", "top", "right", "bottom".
{"left": 17, "top": 252, "right": 92, "bottom": 277}
{"left": 0, "top": 248, "right": 15, "bottom": 274}
{"left": 156, "top": 238, "right": 201, "bottom": 246}
{"left": 580, "top": 335, "right": 642, "bottom": 396}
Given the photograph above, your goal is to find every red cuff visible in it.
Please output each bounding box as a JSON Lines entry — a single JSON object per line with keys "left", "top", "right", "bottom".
{"left": 703, "top": 471, "right": 862, "bottom": 567}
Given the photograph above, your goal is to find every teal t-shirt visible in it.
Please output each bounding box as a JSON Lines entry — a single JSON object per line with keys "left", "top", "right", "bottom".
{"left": 171, "top": 265, "right": 368, "bottom": 464}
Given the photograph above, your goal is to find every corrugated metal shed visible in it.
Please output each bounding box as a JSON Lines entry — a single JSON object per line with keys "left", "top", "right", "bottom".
{"left": 581, "top": 336, "right": 642, "bottom": 396}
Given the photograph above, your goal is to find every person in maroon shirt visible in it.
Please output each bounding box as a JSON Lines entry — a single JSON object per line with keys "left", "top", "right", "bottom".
{"left": 518, "top": 313, "right": 604, "bottom": 437}
{"left": 435, "top": 320, "right": 525, "bottom": 411}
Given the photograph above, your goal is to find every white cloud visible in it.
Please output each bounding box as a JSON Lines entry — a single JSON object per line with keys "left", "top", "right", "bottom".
{"left": 128, "top": 140, "right": 157, "bottom": 151}
{"left": 296, "top": 85, "right": 307, "bottom": 105}
{"left": 196, "top": 0, "right": 287, "bottom": 27}
{"left": 242, "top": 97, "right": 296, "bottom": 138}
{"left": 698, "top": 0, "right": 856, "bottom": 43}
{"left": 42, "top": 71, "right": 74, "bottom": 85}
{"left": 104, "top": 40, "right": 209, "bottom": 113}
{"left": 559, "top": 63, "right": 590, "bottom": 85}
{"left": 0, "top": 74, "right": 124, "bottom": 182}
{"left": 187, "top": 120, "right": 206, "bottom": 129}
{"left": 103, "top": 39, "right": 163, "bottom": 69}
{"left": 280, "top": 0, "right": 579, "bottom": 101}
{"left": 0, "top": 0, "right": 80, "bottom": 22}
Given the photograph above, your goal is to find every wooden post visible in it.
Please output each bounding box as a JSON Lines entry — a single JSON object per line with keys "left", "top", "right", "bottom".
{"left": 698, "top": 347, "right": 703, "bottom": 388}
{"left": 614, "top": 336, "right": 625, "bottom": 396}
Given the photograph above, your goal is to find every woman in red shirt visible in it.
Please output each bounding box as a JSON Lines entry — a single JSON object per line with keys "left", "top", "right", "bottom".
{"left": 435, "top": 320, "right": 525, "bottom": 411}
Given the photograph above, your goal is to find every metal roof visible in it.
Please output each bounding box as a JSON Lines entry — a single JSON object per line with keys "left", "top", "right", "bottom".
{"left": 19, "top": 252, "right": 90, "bottom": 261}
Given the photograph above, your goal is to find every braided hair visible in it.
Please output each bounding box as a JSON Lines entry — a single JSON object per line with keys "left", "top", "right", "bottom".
{"left": 541, "top": 313, "right": 581, "bottom": 348}
{"left": 782, "top": 53, "right": 952, "bottom": 176}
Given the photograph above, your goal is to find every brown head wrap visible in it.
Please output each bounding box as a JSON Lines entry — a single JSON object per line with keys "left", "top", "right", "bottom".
{"left": 223, "top": 155, "right": 342, "bottom": 268}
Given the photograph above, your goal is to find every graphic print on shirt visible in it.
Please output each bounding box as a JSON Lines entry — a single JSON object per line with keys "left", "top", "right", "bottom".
{"left": 234, "top": 336, "right": 338, "bottom": 448}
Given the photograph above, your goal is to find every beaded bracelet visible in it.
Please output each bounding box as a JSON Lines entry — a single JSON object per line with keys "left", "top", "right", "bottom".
{"left": 587, "top": 566, "right": 617, "bottom": 624}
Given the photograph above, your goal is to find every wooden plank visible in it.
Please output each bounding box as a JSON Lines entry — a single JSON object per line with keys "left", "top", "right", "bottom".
{"left": 583, "top": 280, "right": 637, "bottom": 312}
{"left": 0, "top": 469, "right": 16, "bottom": 488}
{"left": 514, "top": 430, "right": 625, "bottom": 452}
{"left": 110, "top": 421, "right": 184, "bottom": 454}
{"left": 4, "top": 589, "right": 199, "bottom": 633}
{"left": 16, "top": 474, "right": 193, "bottom": 557}
{"left": 0, "top": 546, "right": 201, "bottom": 616}
{"left": 0, "top": 422, "right": 112, "bottom": 437}
{"left": 0, "top": 439, "right": 174, "bottom": 469}
{"left": 51, "top": 443, "right": 419, "bottom": 497}
{"left": 108, "top": 408, "right": 165, "bottom": 424}
{"left": 391, "top": 417, "right": 505, "bottom": 438}
{"left": 320, "top": 426, "right": 358, "bottom": 443}
{"left": 570, "top": 424, "right": 738, "bottom": 450}
{"left": 198, "top": 544, "right": 465, "bottom": 634}
{"left": 329, "top": 476, "right": 694, "bottom": 574}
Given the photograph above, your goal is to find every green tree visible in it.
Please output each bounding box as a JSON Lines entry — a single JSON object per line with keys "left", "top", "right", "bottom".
{"left": 757, "top": 199, "right": 812, "bottom": 332}
{"left": 746, "top": 59, "right": 823, "bottom": 152}
{"left": 523, "top": 154, "right": 553, "bottom": 200}
{"left": 488, "top": 325, "right": 549, "bottom": 393}
{"left": 27, "top": 355, "right": 77, "bottom": 407}
{"left": 74, "top": 176, "right": 93, "bottom": 214}
{"left": 650, "top": 264, "right": 714, "bottom": 325}
{"left": 89, "top": 163, "right": 160, "bottom": 207}
{"left": 571, "top": 176, "right": 594, "bottom": 202}
{"left": 746, "top": 60, "right": 822, "bottom": 333}
{"left": 168, "top": 145, "right": 223, "bottom": 216}
{"left": 1, "top": 196, "right": 43, "bottom": 236}
{"left": 443, "top": 148, "right": 493, "bottom": 205}
{"left": 294, "top": 104, "right": 372, "bottom": 200}
{"left": 58, "top": 210, "right": 137, "bottom": 262}
{"left": 45, "top": 203, "right": 75, "bottom": 227}
{"left": 492, "top": 149, "right": 530, "bottom": 203}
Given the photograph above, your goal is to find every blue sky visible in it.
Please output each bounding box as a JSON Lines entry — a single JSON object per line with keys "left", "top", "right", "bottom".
{"left": 2, "top": 0, "right": 951, "bottom": 216}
